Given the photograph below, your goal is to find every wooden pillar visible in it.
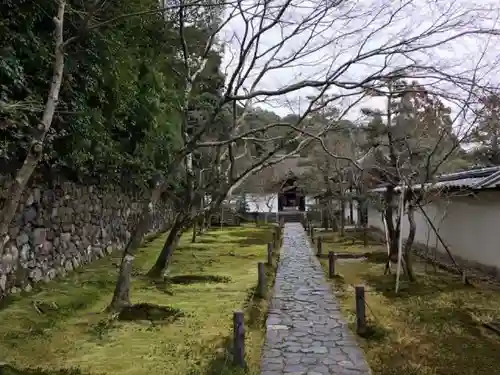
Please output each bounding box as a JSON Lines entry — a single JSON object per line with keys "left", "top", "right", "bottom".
{"left": 355, "top": 285, "right": 366, "bottom": 335}
{"left": 328, "top": 251, "right": 336, "bottom": 278}
{"left": 233, "top": 312, "right": 246, "bottom": 367}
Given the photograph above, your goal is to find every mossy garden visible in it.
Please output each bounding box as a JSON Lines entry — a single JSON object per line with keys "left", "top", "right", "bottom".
{"left": 0, "top": 225, "right": 278, "bottom": 375}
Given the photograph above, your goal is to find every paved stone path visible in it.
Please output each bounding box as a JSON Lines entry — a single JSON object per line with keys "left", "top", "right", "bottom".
{"left": 261, "top": 223, "right": 372, "bottom": 375}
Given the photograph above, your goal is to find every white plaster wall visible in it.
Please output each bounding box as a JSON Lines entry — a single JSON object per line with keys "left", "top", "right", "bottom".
{"left": 246, "top": 194, "right": 316, "bottom": 212}
{"left": 368, "top": 191, "right": 500, "bottom": 270}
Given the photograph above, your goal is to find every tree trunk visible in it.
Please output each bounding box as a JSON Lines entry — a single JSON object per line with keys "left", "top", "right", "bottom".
{"left": 0, "top": 2, "right": 66, "bottom": 255}
{"left": 358, "top": 197, "right": 369, "bottom": 247}
{"left": 206, "top": 211, "right": 211, "bottom": 230}
{"left": 191, "top": 220, "right": 197, "bottom": 243}
{"left": 403, "top": 203, "right": 416, "bottom": 281}
{"left": 147, "top": 214, "right": 186, "bottom": 278}
{"left": 340, "top": 198, "right": 345, "bottom": 237}
{"left": 386, "top": 210, "right": 400, "bottom": 262}
{"left": 384, "top": 187, "right": 400, "bottom": 262}
{"left": 349, "top": 198, "right": 354, "bottom": 225}
{"left": 197, "top": 214, "right": 205, "bottom": 235}
{"left": 330, "top": 214, "right": 339, "bottom": 232}
{"left": 108, "top": 185, "right": 163, "bottom": 311}
{"left": 321, "top": 207, "right": 328, "bottom": 229}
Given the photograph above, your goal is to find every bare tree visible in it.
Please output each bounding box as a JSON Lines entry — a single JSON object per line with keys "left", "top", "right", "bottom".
{"left": 360, "top": 78, "right": 481, "bottom": 280}
{"left": 0, "top": 0, "right": 213, "bottom": 256}
{"left": 308, "top": 107, "right": 359, "bottom": 234}
{"left": 105, "top": 0, "right": 500, "bottom": 306}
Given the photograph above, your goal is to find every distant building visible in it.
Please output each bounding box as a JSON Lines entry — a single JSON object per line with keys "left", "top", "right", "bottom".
{"left": 237, "top": 155, "right": 320, "bottom": 222}
{"left": 367, "top": 166, "right": 500, "bottom": 276}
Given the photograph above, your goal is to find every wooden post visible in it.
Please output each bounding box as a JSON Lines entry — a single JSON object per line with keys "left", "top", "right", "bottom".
{"left": 328, "top": 251, "right": 335, "bottom": 278}
{"left": 316, "top": 236, "right": 322, "bottom": 257}
{"left": 310, "top": 226, "right": 315, "bottom": 243}
{"left": 272, "top": 231, "right": 277, "bottom": 248}
{"left": 267, "top": 242, "right": 273, "bottom": 266}
{"left": 258, "top": 262, "right": 266, "bottom": 298}
{"left": 233, "top": 311, "right": 245, "bottom": 367}
{"left": 355, "top": 285, "right": 366, "bottom": 335}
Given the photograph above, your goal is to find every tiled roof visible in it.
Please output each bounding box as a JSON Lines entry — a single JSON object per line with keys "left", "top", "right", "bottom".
{"left": 369, "top": 166, "right": 500, "bottom": 193}
{"left": 473, "top": 168, "right": 500, "bottom": 189}
{"left": 236, "top": 155, "right": 317, "bottom": 194}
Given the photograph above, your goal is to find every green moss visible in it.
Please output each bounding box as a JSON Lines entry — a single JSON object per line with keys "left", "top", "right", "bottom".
{"left": 320, "top": 238, "right": 500, "bottom": 375}
{"left": 0, "top": 225, "right": 276, "bottom": 375}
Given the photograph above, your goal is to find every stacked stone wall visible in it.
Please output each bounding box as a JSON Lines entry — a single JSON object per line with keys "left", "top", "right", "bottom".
{"left": 0, "top": 178, "right": 173, "bottom": 297}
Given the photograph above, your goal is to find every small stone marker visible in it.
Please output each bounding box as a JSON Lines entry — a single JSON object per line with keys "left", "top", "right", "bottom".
{"left": 355, "top": 285, "right": 366, "bottom": 335}
{"left": 328, "top": 251, "right": 336, "bottom": 278}
{"left": 267, "top": 242, "right": 273, "bottom": 266}
{"left": 316, "top": 236, "right": 322, "bottom": 257}
{"left": 233, "top": 311, "right": 245, "bottom": 367}
{"left": 258, "top": 262, "right": 266, "bottom": 298}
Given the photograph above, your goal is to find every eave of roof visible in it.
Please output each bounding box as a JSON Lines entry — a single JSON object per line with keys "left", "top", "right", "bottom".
{"left": 369, "top": 166, "right": 500, "bottom": 194}
{"left": 473, "top": 169, "right": 500, "bottom": 189}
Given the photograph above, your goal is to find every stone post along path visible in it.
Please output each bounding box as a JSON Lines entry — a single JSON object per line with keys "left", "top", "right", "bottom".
{"left": 261, "top": 223, "right": 372, "bottom": 375}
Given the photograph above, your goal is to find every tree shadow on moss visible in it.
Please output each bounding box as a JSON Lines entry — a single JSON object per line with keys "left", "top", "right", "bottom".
{"left": 165, "top": 274, "right": 232, "bottom": 285}
{"left": 193, "top": 226, "right": 273, "bottom": 248}
{"left": 148, "top": 274, "right": 231, "bottom": 294}
{"left": 223, "top": 250, "right": 258, "bottom": 258}
{"left": 117, "top": 303, "right": 185, "bottom": 323}
{"left": 0, "top": 365, "right": 97, "bottom": 375}
{"left": 362, "top": 271, "right": 473, "bottom": 300}
{"left": 319, "top": 230, "right": 381, "bottom": 246}
{"left": 225, "top": 230, "right": 272, "bottom": 247}
{"left": 389, "top": 305, "right": 500, "bottom": 374}
{"left": 357, "top": 323, "right": 390, "bottom": 341}
{"left": 363, "top": 252, "right": 389, "bottom": 264}
{"left": 0, "top": 294, "right": 21, "bottom": 311}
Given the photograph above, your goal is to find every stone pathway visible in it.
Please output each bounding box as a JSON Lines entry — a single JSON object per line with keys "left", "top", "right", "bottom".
{"left": 261, "top": 223, "right": 372, "bottom": 375}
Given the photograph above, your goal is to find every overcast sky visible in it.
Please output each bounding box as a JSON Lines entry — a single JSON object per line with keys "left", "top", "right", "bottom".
{"left": 217, "top": 0, "right": 500, "bottom": 124}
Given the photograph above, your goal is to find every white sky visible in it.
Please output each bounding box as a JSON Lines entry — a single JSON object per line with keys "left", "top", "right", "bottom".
{"left": 216, "top": 0, "right": 500, "bottom": 125}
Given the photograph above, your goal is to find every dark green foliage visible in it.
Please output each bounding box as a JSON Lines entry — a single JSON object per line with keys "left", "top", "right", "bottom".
{"left": 467, "top": 93, "right": 500, "bottom": 167}
{"left": 0, "top": 0, "right": 225, "bottom": 190}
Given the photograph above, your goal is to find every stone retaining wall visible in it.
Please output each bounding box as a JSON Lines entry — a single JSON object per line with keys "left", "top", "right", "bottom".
{"left": 0, "top": 178, "right": 173, "bottom": 297}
